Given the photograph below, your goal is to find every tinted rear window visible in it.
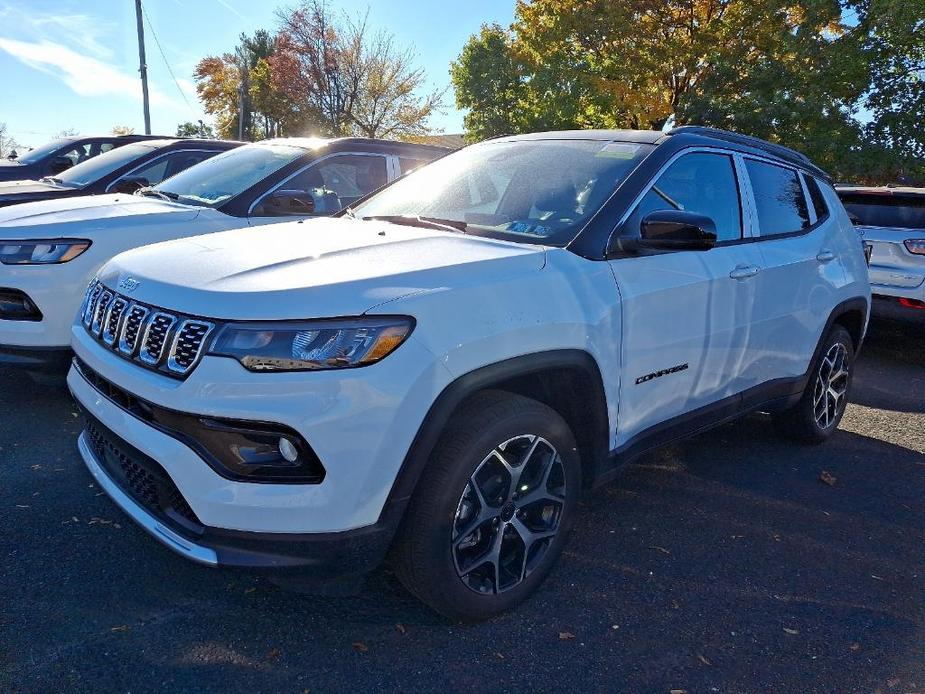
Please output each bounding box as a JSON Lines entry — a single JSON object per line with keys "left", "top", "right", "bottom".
{"left": 839, "top": 193, "right": 925, "bottom": 230}
{"left": 745, "top": 159, "right": 811, "bottom": 236}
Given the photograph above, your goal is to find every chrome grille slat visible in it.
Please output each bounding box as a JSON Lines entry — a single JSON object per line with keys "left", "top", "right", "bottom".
{"left": 81, "top": 281, "right": 102, "bottom": 327}
{"left": 90, "top": 290, "right": 113, "bottom": 336}
{"left": 102, "top": 297, "right": 128, "bottom": 345}
{"left": 118, "top": 304, "right": 149, "bottom": 356}
{"left": 81, "top": 284, "right": 213, "bottom": 379}
{"left": 139, "top": 312, "right": 177, "bottom": 365}
{"left": 167, "top": 320, "right": 215, "bottom": 375}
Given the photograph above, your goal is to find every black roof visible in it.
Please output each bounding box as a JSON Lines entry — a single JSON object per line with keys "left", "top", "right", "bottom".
{"left": 490, "top": 126, "right": 828, "bottom": 179}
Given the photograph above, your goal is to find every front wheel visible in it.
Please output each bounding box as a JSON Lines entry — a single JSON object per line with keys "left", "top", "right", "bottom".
{"left": 392, "top": 391, "right": 582, "bottom": 622}
{"left": 773, "top": 325, "right": 854, "bottom": 444}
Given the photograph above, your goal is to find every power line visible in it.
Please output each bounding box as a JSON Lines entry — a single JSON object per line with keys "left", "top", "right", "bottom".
{"left": 140, "top": 1, "right": 194, "bottom": 112}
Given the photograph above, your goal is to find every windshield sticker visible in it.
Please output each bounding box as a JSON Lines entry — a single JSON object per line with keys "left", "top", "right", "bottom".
{"left": 506, "top": 221, "right": 552, "bottom": 236}
{"left": 596, "top": 143, "right": 642, "bottom": 159}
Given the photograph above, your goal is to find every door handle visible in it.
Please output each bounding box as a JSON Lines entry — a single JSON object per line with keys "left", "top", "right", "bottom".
{"left": 729, "top": 264, "right": 760, "bottom": 280}
{"left": 816, "top": 249, "right": 835, "bottom": 263}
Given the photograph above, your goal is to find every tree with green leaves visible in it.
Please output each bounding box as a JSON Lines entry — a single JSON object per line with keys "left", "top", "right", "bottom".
{"left": 451, "top": 0, "right": 925, "bottom": 182}
{"left": 176, "top": 120, "right": 216, "bottom": 138}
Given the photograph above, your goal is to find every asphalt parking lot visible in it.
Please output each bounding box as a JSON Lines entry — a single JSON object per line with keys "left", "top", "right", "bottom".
{"left": 2, "top": 301, "right": 923, "bottom": 693}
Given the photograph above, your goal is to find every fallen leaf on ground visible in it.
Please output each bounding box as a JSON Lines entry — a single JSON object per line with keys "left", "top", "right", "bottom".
{"left": 244, "top": 587, "right": 256, "bottom": 594}
{"left": 871, "top": 575, "right": 884, "bottom": 581}
{"left": 395, "top": 623, "right": 406, "bottom": 635}
{"left": 266, "top": 648, "right": 281, "bottom": 661}
{"left": 352, "top": 641, "right": 369, "bottom": 653}
{"left": 850, "top": 643, "right": 861, "bottom": 651}
{"left": 670, "top": 689, "right": 688, "bottom": 694}
{"left": 783, "top": 627, "right": 800, "bottom": 635}
{"left": 697, "top": 654, "right": 713, "bottom": 666}
{"left": 648, "top": 545, "right": 671, "bottom": 555}
{"left": 558, "top": 631, "right": 576, "bottom": 641}
{"left": 494, "top": 652, "right": 505, "bottom": 660}
{"left": 887, "top": 678, "right": 900, "bottom": 688}
{"left": 110, "top": 625, "right": 129, "bottom": 632}
{"left": 820, "top": 470, "right": 837, "bottom": 486}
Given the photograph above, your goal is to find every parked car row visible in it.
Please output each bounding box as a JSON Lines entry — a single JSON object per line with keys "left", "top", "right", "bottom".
{"left": 0, "top": 137, "right": 448, "bottom": 369}
{"left": 0, "top": 124, "right": 899, "bottom": 620}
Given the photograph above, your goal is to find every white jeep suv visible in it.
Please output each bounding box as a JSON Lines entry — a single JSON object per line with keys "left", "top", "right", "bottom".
{"left": 68, "top": 127, "right": 870, "bottom": 620}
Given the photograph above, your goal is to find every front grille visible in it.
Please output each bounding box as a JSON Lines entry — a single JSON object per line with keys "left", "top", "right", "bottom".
{"left": 81, "top": 280, "right": 214, "bottom": 378}
{"left": 83, "top": 409, "right": 202, "bottom": 531}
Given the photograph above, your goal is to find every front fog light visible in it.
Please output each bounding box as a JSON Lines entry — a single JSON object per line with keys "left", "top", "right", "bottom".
{"left": 279, "top": 437, "right": 299, "bottom": 463}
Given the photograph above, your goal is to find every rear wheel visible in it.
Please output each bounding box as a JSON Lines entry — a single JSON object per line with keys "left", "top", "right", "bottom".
{"left": 773, "top": 325, "right": 854, "bottom": 444}
{"left": 392, "top": 391, "right": 581, "bottom": 622}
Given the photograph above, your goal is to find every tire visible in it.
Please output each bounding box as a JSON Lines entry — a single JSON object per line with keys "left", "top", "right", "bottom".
{"left": 392, "top": 390, "right": 582, "bottom": 622}
{"left": 773, "top": 325, "right": 854, "bottom": 444}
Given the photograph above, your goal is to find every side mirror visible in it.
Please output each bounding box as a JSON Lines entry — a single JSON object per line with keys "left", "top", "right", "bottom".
{"left": 50, "top": 156, "right": 73, "bottom": 174}
{"left": 631, "top": 210, "right": 717, "bottom": 252}
{"left": 847, "top": 212, "right": 862, "bottom": 226}
{"left": 112, "top": 175, "right": 149, "bottom": 194}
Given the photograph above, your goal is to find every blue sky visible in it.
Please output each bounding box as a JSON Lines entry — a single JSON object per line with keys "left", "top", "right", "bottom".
{"left": 0, "top": 0, "right": 515, "bottom": 148}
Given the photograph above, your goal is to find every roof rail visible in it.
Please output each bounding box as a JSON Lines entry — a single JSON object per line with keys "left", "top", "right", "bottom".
{"left": 667, "top": 125, "right": 824, "bottom": 176}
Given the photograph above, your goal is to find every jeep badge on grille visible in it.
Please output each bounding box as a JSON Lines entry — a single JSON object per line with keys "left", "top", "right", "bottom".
{"left": 118, "top": 277, "right": 141, "bottom": 293}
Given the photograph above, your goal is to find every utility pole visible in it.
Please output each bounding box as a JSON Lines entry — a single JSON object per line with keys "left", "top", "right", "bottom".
{"left": 237, "top": 82, "right": 245, "bottom": 141}
{"left": 134, "top": 0, "right": 151, "bottom": 134}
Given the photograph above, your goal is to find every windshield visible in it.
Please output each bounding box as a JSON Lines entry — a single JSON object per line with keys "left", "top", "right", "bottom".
{"left": 54, "top": 142, "right": 156, "bottom": 187}
{"left": 14, "top": 139, "right": 73, "bottom": 165}
{"left": 840, "top": 193, "right": 925, "bottom": 230}
{"left": 351, "top": 139, "right": 653, "bottom": 246}
{"left": 154, "top": 144, "right": 304, "bottom": 207}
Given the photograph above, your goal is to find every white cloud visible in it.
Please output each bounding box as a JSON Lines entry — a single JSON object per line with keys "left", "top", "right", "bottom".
{"left": 0, "top": 37, "right": 180, "bottom": 109}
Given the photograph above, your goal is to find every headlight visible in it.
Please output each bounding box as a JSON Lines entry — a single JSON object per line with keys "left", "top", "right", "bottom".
{"left": 0, "top": 239, "right": 91, "bottom": 265}
{"left": 208, "top": 316, "right": 414, "bottom": 372}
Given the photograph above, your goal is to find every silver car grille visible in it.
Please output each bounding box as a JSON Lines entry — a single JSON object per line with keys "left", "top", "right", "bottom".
{"left": 80, "top": 280, "right": 214, "bottom": 378}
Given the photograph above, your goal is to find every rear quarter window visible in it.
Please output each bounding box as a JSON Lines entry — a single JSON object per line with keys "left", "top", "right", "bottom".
{"left": 805, "top": 176, "right": 830, "bottom": 221}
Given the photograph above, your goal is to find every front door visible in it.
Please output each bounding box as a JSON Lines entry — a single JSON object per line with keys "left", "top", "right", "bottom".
{"left": 608, "top": 150, "right": 764, "bottom": 444}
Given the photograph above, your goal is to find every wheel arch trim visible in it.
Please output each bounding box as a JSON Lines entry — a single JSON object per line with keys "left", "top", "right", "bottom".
{"left": 380, "top": 349, "right": 610, "bottom": 525}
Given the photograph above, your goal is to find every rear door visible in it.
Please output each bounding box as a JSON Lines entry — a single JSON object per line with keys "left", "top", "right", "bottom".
{"left": 740, "top": 158, "right": 844, "bottom": 384}
{"left": 609, "top": 149, "right": 765, "bottom": 441}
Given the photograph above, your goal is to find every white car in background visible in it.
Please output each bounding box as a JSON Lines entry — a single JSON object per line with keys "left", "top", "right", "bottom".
{"left": 836, "top": 185, "right": 925, "bottom": 312}
{"left": 0, "top": 137, "right": 448, "bottom": 371}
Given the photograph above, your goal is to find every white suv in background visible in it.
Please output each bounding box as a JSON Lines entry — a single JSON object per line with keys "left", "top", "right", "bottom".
{"left": 0, "top": 137, "right": 447, "bottom": 371}
{"left": 837, "top": 185, "right": 925, "bottom": 312}
{"left": 68, "top": 127, "right": 870, "bottom": 621}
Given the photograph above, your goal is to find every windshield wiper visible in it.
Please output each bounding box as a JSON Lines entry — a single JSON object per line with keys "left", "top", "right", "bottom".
{"left": 40, "top": 176, "right": 64, "bottom": 186}
{"left": 362, "top": 215, "right": 467, "bottom": 234}
{"left": 137, "top": 187, "right": 179, "bottom": 202}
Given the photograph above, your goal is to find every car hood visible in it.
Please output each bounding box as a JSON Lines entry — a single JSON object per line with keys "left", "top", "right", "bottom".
{"left": 0, "top": 193, "right": 201, "bottom": 238}
{"left": 98, "top": 217, "right": 547, "bottom": 319}
{"left": 0, "top": 159, "right": 22, "bottom": 168}
{"left": 0, "top": 178, "right": 68, "bottom": 197}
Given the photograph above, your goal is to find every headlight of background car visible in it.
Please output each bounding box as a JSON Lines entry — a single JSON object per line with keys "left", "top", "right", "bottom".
{"left": 208, "top": 316, "right": 414, "bottom": 372}
{"left": 0, "top": 239, "right": 91, "bottom": 265}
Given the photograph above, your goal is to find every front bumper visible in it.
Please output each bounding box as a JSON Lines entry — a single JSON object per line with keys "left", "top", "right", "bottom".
{"left": 0, "top": 259, "right": 96, "bottom": 348}
{"left": 72, "top": 369, "right": 402, "bottom": 574}
{"left": 0, "top": 343, "right": 72, "bottom": 371}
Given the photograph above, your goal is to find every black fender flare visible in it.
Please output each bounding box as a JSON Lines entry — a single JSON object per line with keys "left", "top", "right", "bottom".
{"left": 377, "top": 349, "right": 610, "bottom": 527}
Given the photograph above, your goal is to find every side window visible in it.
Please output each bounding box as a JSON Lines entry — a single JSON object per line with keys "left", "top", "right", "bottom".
{"left": 399, "top": 157, "right": 428, "bottom": 175}
{"left": 624, "top": 152, "right": 743, "bottom": 242}
{"left": 805, "top": 175, "right": 829, "bottom": 222}
{"left": 744, "top": 159, "right": 811, "bottom": 236}
{"left": 99, "top": 143, "right": 116, "bottom": 155}
{"left": 58, "top": 143, "right": 92, "bottom": 166}
{"left": 122, "top": 151, "right": 211, "bottom": 187}
{"left": 267, "top": 154, "right": 389, "bottom": 215}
